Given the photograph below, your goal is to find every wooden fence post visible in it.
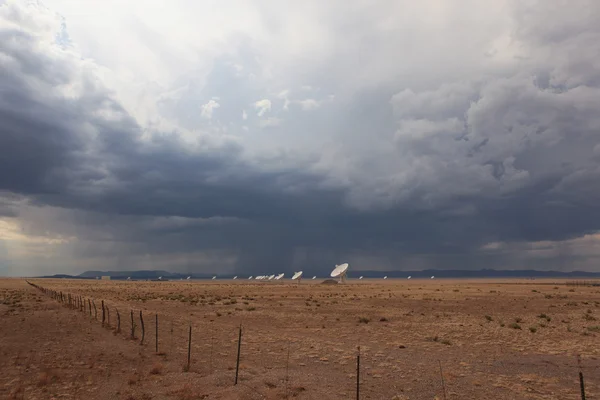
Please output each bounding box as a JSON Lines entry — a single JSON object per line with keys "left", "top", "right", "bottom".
{"left": 88, "top": 299, "right": 92, "bottom": 316}
{"left": 101, "top": 300, "right": 105, "bottom": 327}
{"left": 187, "top": 325, "right": 192, "bottom": 372}
{"left": 130, "top": 310, "right": 136, "bottom": 339}
{"left": 356, "top": 346, "right": 360, "bottom": 400}
{"left": 116, "top": 309, "right": 121, "bottom": 333}
{"left": 140, "top": 310, "right": 145, "bottom": 345}
{"left": 155, "top": 314, "right": 159, "bottom": 353}
{"left": 235, "top": 324, "right": 242, "bottom": 385}
{"left": 106, "top": 306, "right": 110, "bottom": 327}
{"left": 93, "top": 300, "right": 97, "bottom": 319}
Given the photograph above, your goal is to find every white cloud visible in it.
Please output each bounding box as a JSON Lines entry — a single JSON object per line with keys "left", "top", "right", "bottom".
{"left": 259, "top": 117, "right": 282, "bottom": 128}
{"left": 242, "top": 110, "right": 248, "bottom": 120}
{"left": 298, "top": 98, "right": 320, "bottom": 111}
{"left": 200, "top": 99, "right": 220, "bottom": 119}
{"left": 254, "top": 99, "right": 271, "bottom": 116}
{"left": 277, "top": 90, "right": 290, "bottom": 110}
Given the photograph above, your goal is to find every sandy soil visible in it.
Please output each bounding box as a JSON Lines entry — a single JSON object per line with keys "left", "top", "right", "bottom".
{"left": 1, "top": 278, "right": 599, "bottom": 399}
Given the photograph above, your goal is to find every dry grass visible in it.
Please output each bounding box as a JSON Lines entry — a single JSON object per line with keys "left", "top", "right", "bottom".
{"left": 4, "top": 278, "right": 600, "bottom": 400}
{"left": 171, "top": 384, "right": 207, "bottom": 400}
{"left": 36, "top": 372, "right": 50, "bottom": 387}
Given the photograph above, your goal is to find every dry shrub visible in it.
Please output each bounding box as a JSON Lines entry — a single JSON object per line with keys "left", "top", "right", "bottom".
{"left": 150, "top": 362, "right": 163, "bottom": 375}
{"left": 264, "top": 380, "right": 277, "bottom": 388}
{"left": 127, "top": 375, "right": 137, "bottom": 385}
{"left": 37, "top": 371, "right": 50, "bottom": 387}
{"left": 289, "top": 386, "right": 306, "bottom": 397}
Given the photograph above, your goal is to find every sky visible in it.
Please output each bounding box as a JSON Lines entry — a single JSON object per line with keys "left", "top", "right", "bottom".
{"left": 1, "top": 0, "right": 600, "bottom": 277}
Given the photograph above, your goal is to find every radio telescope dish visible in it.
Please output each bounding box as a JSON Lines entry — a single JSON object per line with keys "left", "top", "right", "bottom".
{"left": 275, "top": 273, "right": 285, "bottom": 280}
{"left": 212, "top": 276, "right": 216, "bottom": 280}
{"left": 127, "top": 277, "right": 131, "bottom": 281}
{"left": 359, "top": 276, "right": 363, "bottom": 280}
{"left": 383, "top": 276, "right": 388, "bottom": 280}
{"left": 330, "top": 263, "right": 349, "bottom": 283}
{"left": 312, "top": 276, "right": 316, "bottom": 280}
{"left": 233, "top": 276, "right": 237, "bottom": 280}
{"left": 187, "top": 276, "right": 191, "bottom": 280}
{"left": 431, "top": 275, "right": 435, "bottom": 279}
{"left": 248, "top": 276, "right": 253, "bottom": 280}
{"left": 291, "top": 271, "right": 303, "bottom": 283}
{"left": 407, "top": 276, "right": 411, "bottom": 280}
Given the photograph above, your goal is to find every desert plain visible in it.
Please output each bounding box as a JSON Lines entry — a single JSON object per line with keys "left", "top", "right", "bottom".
{"left": 1, "top": 278, "right": 599, "bottom": 399}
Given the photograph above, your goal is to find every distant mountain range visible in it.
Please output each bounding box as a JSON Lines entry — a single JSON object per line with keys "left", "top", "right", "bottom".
{"left": 37, "top": 268, "right": 600, "bottom": 280}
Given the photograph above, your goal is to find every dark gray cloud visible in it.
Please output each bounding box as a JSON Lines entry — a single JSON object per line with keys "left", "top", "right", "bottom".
{"left": 1, "top": 0, "right": 600, "bottom": 276}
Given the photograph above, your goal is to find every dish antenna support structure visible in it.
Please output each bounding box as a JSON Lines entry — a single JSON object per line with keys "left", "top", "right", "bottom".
{"left": 291, "top": 271, "right": 303, "bottom": 284}
{"left": 330, "top": 263, "right": 349, "bottom": 284}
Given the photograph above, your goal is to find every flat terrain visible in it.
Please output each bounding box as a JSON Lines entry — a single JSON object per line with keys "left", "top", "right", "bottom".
{"left": 1, "top": 278, "right": 599, "bottom": 399}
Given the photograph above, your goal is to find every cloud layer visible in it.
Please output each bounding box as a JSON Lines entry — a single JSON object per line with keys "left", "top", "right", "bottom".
{"left": 1, "top": 0, "right": 600, "bottom": 276}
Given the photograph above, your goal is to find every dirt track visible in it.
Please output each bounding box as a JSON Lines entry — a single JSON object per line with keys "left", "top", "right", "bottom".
{"left": 1, "top": 278, "right": 599, "bottom": 399}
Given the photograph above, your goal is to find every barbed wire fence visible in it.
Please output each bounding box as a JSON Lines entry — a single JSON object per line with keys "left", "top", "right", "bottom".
{"left": 24, "top": 280, "right": 595, "bottom": 399}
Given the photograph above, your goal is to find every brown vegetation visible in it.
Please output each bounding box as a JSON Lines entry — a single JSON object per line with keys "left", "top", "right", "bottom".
{"left": 1, "top": 278, "right": 599, "bottom": 399}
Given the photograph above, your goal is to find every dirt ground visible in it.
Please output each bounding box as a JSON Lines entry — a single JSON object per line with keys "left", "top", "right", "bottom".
{"left": 1, "top": 278, "right": 599, "bottom": 399}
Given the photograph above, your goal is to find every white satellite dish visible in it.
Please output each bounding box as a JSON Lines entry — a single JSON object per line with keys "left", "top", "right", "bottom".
{"left": 127, "top": 277, "right": 131, "bottom": 281}
{"left": 233, "top": 276, "right": 237, "bottom": 280}
{"left": 407, "top": 276, "right": 411, "bottom": 280}
{"left": 431, "top": 275, "right": 435, "bottom": 279}
{"left": 330, "top": 263, "right": 349, "bottom": 283}
{"left": 312, "top": 276, "right": 316, "bottom": 280}
{"left": 187, "top": 276, "right": 191, "bottom": 280}
{"left": 158, "top": 276, "right": 162, "bottom": 280}
{"left": 383, "top": 276, "right": 388, "bottom": 280}
{"left": 212, "top": 276, "right": 216, "bottom": 280}
{"left": 248, "top": 276, "right": 253, "bottom": 280}
{"left": 267, "top": 274, "right": 274, "bottom": 280}
{"left": 291, "top": 271, "right": 303, "bottom": 283}
{"left": 359, "top": 276, "right": 363, "bottom": 280}
{"left": 275, "top": 273, "right": 285, "bottom": 280}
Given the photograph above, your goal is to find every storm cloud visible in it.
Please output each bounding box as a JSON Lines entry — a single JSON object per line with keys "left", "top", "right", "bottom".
{"left": 1, "top": 0, "right": 600, "bottom": 276}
